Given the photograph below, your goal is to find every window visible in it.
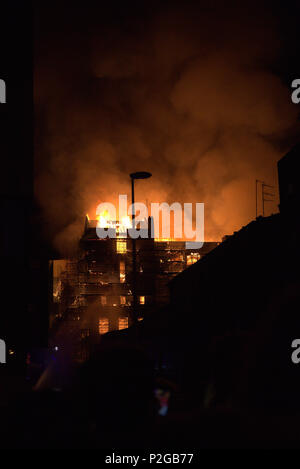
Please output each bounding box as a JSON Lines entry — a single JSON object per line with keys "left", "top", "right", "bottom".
{"left": 139, "top": 296, "right": 145, "bottom": 305}
{"left": 81, "top": 329, "right": 90, "bottom": 339}
{"left": 99, "top": 318, "right": 109, "bottom": 335}
{"left": 118, "top": 317, "right": 128, "bottom": 330}
{"left": 120, "top": 272, "right": 126, "bottom": 283}
{"left": 101, "top": 296, "right": 107, "bottom": 306}
{"left": 187, "top": 252, "right": 200, "bottom": 265}
{"left": 120, "top": 295, "right": 126, "bottom": 305}
{"left": 117, "top": 239, "right": 127, "bottom": 254}
{"left": 120, "top": 260, "right": 126, "bottom": 283}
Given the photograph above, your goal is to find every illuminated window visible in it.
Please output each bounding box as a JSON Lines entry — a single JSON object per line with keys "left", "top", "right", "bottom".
{"left": 120, "top": 272, "right": 126, "bottom": 283}
{"left": 81, "top": 329, "right": 90, "bottom": 338}
{"left": 187, "top": 252, "right": 200, "bottom": 266}
{"left": 118, "top": 317, "right": 128, "bottom": 330}
{"left": 120, "top": 260, "right": 126, "bottom": 283}
{"left": 99, "top": 318, "right": 109, "bottom": 334}
{"left": 117, "top": 239, "right": 127, "bottom": 254}
{"left": 139, "top": 296, "right": 145, "bottom": 305}
{"left": 101, "top": 296, "right": 107, "bottom": 305}
{"left": 138, "top": 317, "right": 143, "bottom": 322}
{"left": 120, "top": 295, "right": 126, "bottom": 305}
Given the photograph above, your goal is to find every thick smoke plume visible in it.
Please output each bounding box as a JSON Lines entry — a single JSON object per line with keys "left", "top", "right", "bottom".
{"left": 35, "top": 1, "right": 299, "bottom": 254}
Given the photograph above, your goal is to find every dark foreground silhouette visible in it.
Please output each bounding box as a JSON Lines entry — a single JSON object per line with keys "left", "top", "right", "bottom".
{"left": 1, "top": 337, "right": 300, "bottom": 450}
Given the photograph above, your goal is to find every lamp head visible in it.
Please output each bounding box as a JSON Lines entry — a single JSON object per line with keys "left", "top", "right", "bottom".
{"left": 130, "top": 171, "right": 152, "bottom": 180}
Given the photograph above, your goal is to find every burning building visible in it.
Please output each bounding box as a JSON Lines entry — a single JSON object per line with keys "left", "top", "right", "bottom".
{"left": 50, "top": 214, "right": 217, "bottom": 358}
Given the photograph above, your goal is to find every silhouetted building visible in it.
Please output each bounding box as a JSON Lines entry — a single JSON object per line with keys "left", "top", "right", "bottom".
{"left": 278, "top": 143, "right": 300, "bottom": 244}
{"left": 164, "top": 145, "right": 300, "bottom": 409}
{"left": 278, "top": 143, "right": 300, "bottom": 214}
{"left": 0, "top": 12, "right": 50, "bottom": 363}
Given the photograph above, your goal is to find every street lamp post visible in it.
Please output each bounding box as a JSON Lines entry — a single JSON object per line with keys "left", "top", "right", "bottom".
{"left": 129, "top": 171, "right": 152, "bottom": 325}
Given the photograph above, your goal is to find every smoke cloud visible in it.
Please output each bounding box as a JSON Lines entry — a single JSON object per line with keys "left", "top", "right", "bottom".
{"left": 35, "top": 1, "right": 299, "bottom": 254}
